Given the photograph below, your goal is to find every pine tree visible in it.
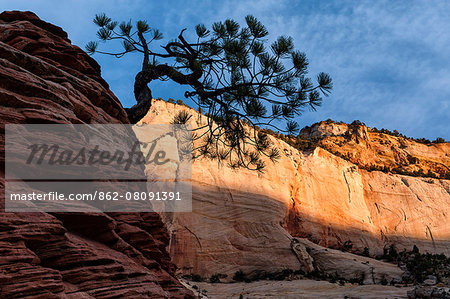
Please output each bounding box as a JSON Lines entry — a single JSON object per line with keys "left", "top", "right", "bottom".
{"left": 87, "top": 14, "right": 332, "bottom": 171}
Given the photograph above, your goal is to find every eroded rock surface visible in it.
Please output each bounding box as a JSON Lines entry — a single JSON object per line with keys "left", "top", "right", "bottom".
{"left": 300, "top": 120, "right": 449, "bottom": 178}
{"left": 292, "top": 238, "right": 404, "bottom": 285}
{"left": 190, "top": 279, "right": 413, "bottom": 299}
{"left": 0, "top": 11, "right": 192, "bottom": 298}
{"left": 140, "top": 99, "right": 450, "bottom": 279}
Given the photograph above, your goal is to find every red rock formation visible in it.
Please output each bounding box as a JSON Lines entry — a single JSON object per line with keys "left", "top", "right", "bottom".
{"left": 0, "top": 11, "right": 193, "bottom": 298}
{"left": 300, "top": 120, "right": 449, "bottom": 178}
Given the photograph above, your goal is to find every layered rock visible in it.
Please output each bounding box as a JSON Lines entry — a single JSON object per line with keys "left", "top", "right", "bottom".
{"left": 0, "top": 11, "right": 192, "bottom": 298}
{"left": 292, "top": 238, "right": 404, "bottom": 284}
{"left": 139, "top": 99, "right": 450, "bottom": 279}
{"left": 191, "top": 280, "right": 413, "bottom": 298}
{"left": 300, "top": 120, "right": 450, "bottom": 178}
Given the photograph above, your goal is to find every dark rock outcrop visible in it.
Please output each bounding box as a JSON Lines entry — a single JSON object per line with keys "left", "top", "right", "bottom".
{"left": 0, "top": 10, "right": 193, "bottom": 298}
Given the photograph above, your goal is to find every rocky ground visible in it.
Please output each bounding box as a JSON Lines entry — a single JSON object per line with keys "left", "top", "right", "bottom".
{"left": 182, "top": 279, "right": 413, "bottom": 299}
{"left": 180, "top": 237, "right": 449, "bottom": 298}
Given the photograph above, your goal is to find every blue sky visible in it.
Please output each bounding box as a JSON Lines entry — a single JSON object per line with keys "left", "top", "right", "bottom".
{"left": 1, "top": 0, "right": 449, "bottom": 140}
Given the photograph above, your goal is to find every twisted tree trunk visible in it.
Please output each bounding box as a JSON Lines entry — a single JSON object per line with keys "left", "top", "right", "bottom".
{"left": 125, "top": 64, "right": 203, "bottom": 124}
{"left": 124, "top": 70, "right": 154, "bottom": 123}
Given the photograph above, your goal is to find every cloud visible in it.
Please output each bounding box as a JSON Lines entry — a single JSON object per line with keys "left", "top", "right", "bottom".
{"left": 0, "top": 0, "right": 448, "bottom": 139}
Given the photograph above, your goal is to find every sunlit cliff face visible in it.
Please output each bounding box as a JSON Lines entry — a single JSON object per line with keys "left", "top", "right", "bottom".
{"left": 300, "top": 120, "right": 449, "bottom": 178}
{"left": 138, "top": 99, "right": 450, "bottom": 276}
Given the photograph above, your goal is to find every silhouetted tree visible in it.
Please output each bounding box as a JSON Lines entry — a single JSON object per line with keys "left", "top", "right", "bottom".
{"left": 433, "top": 137, "right": 445, "bottom": 143}
{"left": 87, "top": 13, "right": 332, "bottom": 170}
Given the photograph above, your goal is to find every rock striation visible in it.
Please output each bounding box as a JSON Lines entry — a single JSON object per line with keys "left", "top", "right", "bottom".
{"left": 140, "top": 99, "right": 450, "bottom": 279}
{"left": 0, "top": 11, "right": 193, "bottom": 298}
{"left": 292, "top": 238, "right": 404, "bottom": 284}
{"left": 300, "top": 120, "right": 449, "bottom": 178}
{"left": 192, "top": 280, "right": 413, "bottom": 299}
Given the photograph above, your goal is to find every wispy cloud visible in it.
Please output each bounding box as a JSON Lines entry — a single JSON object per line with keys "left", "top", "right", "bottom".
{"left": 1, "top": 0, "right": 448, "bottom": 139}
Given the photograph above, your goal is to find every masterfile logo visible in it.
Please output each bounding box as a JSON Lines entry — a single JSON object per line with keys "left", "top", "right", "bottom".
{"left": 5, "top": 124, "right": 192, "bottom": 212}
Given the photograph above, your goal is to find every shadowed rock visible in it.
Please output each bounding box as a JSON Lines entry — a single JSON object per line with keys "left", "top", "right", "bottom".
{"left": 0, "top": 10, "right": 193, "bottom": 298}
{"left": 139, "top": 99, "right": 450, "bottom": 279}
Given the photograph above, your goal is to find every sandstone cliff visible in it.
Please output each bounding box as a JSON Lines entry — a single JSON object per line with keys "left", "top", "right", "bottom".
{"left": 139, "top": 99, "right": 450, "bottom": 279}
{"left": 0, "top": 11, "right": 193, "bottom": 298}
{"left": 300, "top": 120, "right": 449, "bottom": 178}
